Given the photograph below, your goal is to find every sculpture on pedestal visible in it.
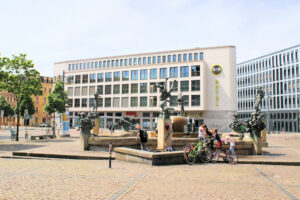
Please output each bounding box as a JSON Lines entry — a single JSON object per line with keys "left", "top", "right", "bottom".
{"left": 176, "top": 92, "right": 186, "bottom": 116}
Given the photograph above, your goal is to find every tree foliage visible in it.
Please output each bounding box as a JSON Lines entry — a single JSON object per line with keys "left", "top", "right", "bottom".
{"left": 0, "top": 96, "right": 14, "bottom": 117}
{"left": 44, "top": 81, "right": 68, "bottom": 115}
{"left": 19, "top": 94, "right": 35, "bottom": 116}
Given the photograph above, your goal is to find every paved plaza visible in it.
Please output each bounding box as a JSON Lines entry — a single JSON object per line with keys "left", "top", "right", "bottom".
{"left": 0, "top": 128, "right": 300, "bottom": 199}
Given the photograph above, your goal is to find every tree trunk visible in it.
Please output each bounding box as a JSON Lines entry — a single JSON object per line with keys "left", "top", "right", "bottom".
{"left": 52, "top": 113, "right": 56, "bottom": 137}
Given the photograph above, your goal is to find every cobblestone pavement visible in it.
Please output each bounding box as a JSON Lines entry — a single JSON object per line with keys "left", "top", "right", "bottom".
{"left": 0, "top": 159, "right": 299, "bottom": 200}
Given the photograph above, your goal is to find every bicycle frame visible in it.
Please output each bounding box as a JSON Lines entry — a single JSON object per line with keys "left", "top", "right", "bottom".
{"left": 189, "top": 140, "right": 203, "bottom": 158}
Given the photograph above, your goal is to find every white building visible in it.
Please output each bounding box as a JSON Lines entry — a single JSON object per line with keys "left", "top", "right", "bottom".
{"left": 237, "top": 45, "right": 300, "bottom": 132}
{"left": 54, "top": 45, "right": 237, "bottom": 130}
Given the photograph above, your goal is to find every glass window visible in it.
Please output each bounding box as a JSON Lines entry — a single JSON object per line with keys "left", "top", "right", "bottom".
{"left": 105, "top": 98, "right": 111, "bottom": 107}
{"left": 181, "top": 81, "right": 189, "bottom": 92}
{"left": 111, "top": 60, "right": 114, "bottom": 67}
{"left": 131, "top": 97, "right": 138, "bottom": 107}
{"left": 95, "top": 62, "right": 98, "bottom": 68}
{"left": 113, "top": 85, "right": 120, "bottom": 94}
{"left": 129, "top": 58, "right": 132, "bottom": 66}
{"left": 120, "top": 59, "right": 123, "bottom": 66}
{"left": 83, "top": 63, "right": 86, "bottom": 69}
{"left": 67, "top": 76, "right": 74, "bottom": 84}
{"left": 149, "top": 96, "right": 157, "bottom": 107}
{"left": 158, "top": 56, "right": 161, "bottom": 63}
{"left": 105, "top": 85, "right": 111, "bottom": 94}
{"left": 170, "top": 81, "right": 178, "bottom": 92}
{"left": 122, "top": 97, "right": 128, "bottom": 107}
{"left": 170, "top": 67, "right": 178, "bottom": 78}
{"left": 122, "top": 84, "right": 129, "bottom": 94}
{"left": 87, "top": 63, "right": 90, "bottom": 69}
{"left": 113, "top": 98, "right": 120, "bottom": 107}
{"left": 75, "top": 99, "right": 80, "bottom": 107}
{"left": 194, "top": 53, "right": 198, "bottom": 61}
{"left": 80, "top": 63, "right": 82, "bottom": 70}
{"left": 183, "top": 54, "right": 187, "bottom": 61}
{"left": 89, "top": 74, "right": 96, "bottom": 83}
{"left": 138, "top": 57, "right": 141, "bottom": 65}
{"left": 168, "top": 55, "right": 171, "bottom": 63}
{"left": 91, "top": 62, "right": 94, "bottom": 69}
{"left": 192, "top": 80, "right": 200, "bottom": 91}
{"left": 180, "top": 66, "right": 189, "bottom": 77}
{"left": 97, "top": 73, "right": 103, "bottom": 82}
{"left": 173, "top": 55, "right": 176, "bottom": 62}
{"left": 116, "top": 60, "right": 119, "bottom": 67}
{"left": 131, "top": 70, "right": 138, "bottom": 80}
{"left": 75, "top": 87, "right": 80, "bottom": 96}
{"left": 150, "top": 82, "right": 157, "bottom": 93}
{"left": 200, "top": 52, "right": 204, "bottom": 60}
{"left": 152, "top": 56, "right": 156, "bottom": 64}
{"left": 113, "top": 72, "right": 120, "bottom": 81}
{"left": 89, "top": 98, "right": 94, "bottom": 107}
{"left": 75, "top": 75, "right": 81, "bottom": 84}
{"left": 140, "top": 97, "right": 147, "bottom": 107}
{"left": 81, "top": 98, "right": 87, "bottom": 107}
{"left": 170, "top": 96, "right": 178, "bottom": 106}
{"left": 125, "top": 59, "right": 128, "bottom": 66}
{"left": 68, "top": 87, "right": 73, "bottom": 96}
{"left": 105, "top": 72, "right": 112, "bottom": 82}
{"left": 99, "top": 61, "right": 102, "bottom": 68}
{"left": 76, "top": 63, "right": 79, "bottom": 70}
{"left": 148, "top": 57, "right": 151, "bottom": 64}
{"left": 103, "top": 61, "right": 107, "bottom": 68}
{"left": 89, "top": 86, "right": 95, "bottom": 96}
{"left": 97, "top": 98, "right": 103, "bottom": 107}
{"left": 191, "top": 65, "right": 200, "bottom": 76}
{"left": 192, "top": 95, "right": 200, "bottom": 106}
{"left": 68, "top": 99, "right": 73, "bottom": 107}
{"left": 107, "top": 61, "right": 110, "bottom": 67}
{"left": 131, "top": 83, "right": 138, "bottom": 93}
{"left": 140, "top": 69, "right": 148, "bottom": 80}
{"left": 163, "top": 56, "right": 166, "bottom": 63}
{"left": 122, "top": 71, "right": 129, "bottom": 81}
{"left": 160, "top": 68, "right": 167, "bottom": 79}
{"left": 189, "top": 53, "right": 193, "bottom": 61}
{"left": 183, "top": 95, "right": 189, "bottom": 106}
{"left": 134, "top": 58, "right": 137, "bottom": 65}
{"left": 68, "top": 64, "right": 71, "bottom": 71}
{"left": 150, "top": 69, "right": 157, "bottom": 79}
{"left": 143, "top": 57, "right": 146, "bottom": 65}
{"left": 140, "top": 83, "right": 148, "bottom": 93}
{"left": 82, "top": 74, "right": 88, "bottom": 83}
{"left": 97, "top": 85, "right": 103, "bottom": 95}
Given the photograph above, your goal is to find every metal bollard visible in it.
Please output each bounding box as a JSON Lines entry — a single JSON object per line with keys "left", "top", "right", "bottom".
{"left": 109, "top": 142, "right": 112, "bottom": 168}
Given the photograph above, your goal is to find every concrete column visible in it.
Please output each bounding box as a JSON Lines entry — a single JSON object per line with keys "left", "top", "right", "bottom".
{"left": 156, "top": 118, "right": 172, "bottom": 151}
{"left": 93, "top": 118, "right": 100, "bottom": 135}
{"left": 261, "top": 129, "right": 268, "bottom": 147}
{"left": 80, "top": 132, "right": 90, "bottom": 150}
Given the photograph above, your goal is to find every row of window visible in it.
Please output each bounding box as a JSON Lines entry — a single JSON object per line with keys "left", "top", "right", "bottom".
{"left": 66, "top": 65, "right": 201, "bottom": 84}
{"left": 67, "top": 80, "right": 201, "bottom": 96}
{"left": 68, "top": 95, "right": 201, "bottom": 108}
{"left": 68, "top": 52, "right": 204, "bottom": 71}
{"left": 237, "top": 48, "right": 299, "bottom": 75}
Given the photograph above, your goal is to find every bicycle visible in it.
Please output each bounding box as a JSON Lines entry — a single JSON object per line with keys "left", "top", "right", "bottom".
{"left": 183, "top": 138, "right": 211, "bottom": 165}
{"left": 210, "top": 147, "right": 238, "bottom": 165}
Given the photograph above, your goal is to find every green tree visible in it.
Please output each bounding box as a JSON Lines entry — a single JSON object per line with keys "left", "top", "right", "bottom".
{"left": 19, "top": 94, "right": 35, "bottom": 125}
{"left": 44, "top": 81, "right": 68, "bottom": 136}
{"left": 0, "top": 54, "right": 43, "bottom": 141}
{"left": 0, "top": 96, "right": 15, "bottom": 128}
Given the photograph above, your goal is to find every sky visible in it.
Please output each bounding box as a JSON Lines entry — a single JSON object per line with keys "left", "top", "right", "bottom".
{"left": 0, "top": 0, "right": 299, "bottom": 77}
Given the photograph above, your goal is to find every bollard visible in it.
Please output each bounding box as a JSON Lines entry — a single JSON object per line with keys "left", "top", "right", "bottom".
{"left": 109, "top": 142, "right": 112, "bottom": 168}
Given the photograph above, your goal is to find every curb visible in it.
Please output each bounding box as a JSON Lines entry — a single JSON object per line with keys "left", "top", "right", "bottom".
{"left": 237, "top": 160, "right": 300, "bottom": 166}
{"left": 12, "top": 152, "right": 115, "bottom": 160}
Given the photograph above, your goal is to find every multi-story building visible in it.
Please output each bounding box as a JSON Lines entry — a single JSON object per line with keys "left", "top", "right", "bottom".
{"left": 237, "top": 45, "right": 300, "bottom": 132}
{"left": 54, "top": 45, "right": 237, "bottom": 130}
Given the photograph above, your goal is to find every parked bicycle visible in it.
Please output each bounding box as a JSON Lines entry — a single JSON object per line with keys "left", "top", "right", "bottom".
{"left": 183, "top": 138, "right": 211, "bottom": 165}
{"left": 210, "top": 147, "right": 238, "bottom": 165}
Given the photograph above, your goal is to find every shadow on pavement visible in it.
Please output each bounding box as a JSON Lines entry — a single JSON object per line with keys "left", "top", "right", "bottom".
{"left": 0, "top": 144, "right": 45, "bottom": 151}
{"left": 262, "top": 151, "right": 286, "bottom": 156}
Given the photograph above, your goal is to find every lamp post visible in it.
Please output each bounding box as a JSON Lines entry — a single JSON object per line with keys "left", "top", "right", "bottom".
{"left": 267, "top": 96, "right": 271, "bottom": 134}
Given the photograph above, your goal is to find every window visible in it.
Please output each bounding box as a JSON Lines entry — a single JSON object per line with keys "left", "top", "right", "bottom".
{"left": 113, "top": 85, "right": 120, "bottom": 94}
{"left": 170, "top": 96, "right": 178, "bottom": 106}
{"left": 134, "top": 58, "right": 137, "bottom": 65}
{"left": 113, "top": 98, "right": 120, "bottom": 107}
{"left": 181, "top": 81, "right": 189, "bottom": 91}
{"left": 116, "top": 60, "right": 119, "bottom": 67}
{"left": 163, "top": 56, "right": 166, "bottom": 63}
{"left": 140, "top": 69, "right": 148, "bottom": 80}
{"left": 122, "top": 97, "right": 128, "bottom": 107}
{"left": 114, "top": 72, "right": 120, "bottom": 81}
{"left": 103, "top": 61, "right": 106, "bottom": 68}
{"left": 105, "top": 72, "right": 112, "bottom": 82}
{"left": 173, "top": 55, "right": 176, "bottom": 62}
{"left": 82, "top": 74, "right": 88, "bottom": 83}
{"left": 131, "top": 97, "right": 138, "bottom": 107}
{"left": 107, "top": 61, "right": 110, "bottom": 67}
{"left": 192, "top": 80, "right": 200, "bottom": 91}
{"left": 120, "top": 59, "right": 123, "bottom": 66}
{"left": 82, "top": 86, "right": 88, "bottom": 95}
{"left": 158, "top": 56, "right": 161, "bottom": 63}
{"left": 149, "top": 96, "right": 157, "bottom": 107}
{"left": 178, "top": 54, "right": 182, "bottom": 62}
{"left": 129, "top": 58, "right": 132, "bottom": 66}
{"left": 140, "top": 83, "right": 147, "bottom": 93}
{"left": 68, "top": 99, "right": 73, "bottom": 107}
{"left": 122, "top": 84, "right": 129, "bottom": 94}
{"left": 140, "top": 97, "right": 147, "bottom": 107}
{"left": 75, "top": 75, "right": 81, "bottom": 84}
{"left": 44, "top": 97, "right": 46, "bottom": 104}
{"left": 143, "top": 119, "right": 150, "bottom": 129}
{"left": 189, "top": 53, "right": 193, "bottom": 61}
{"left": 194, "top": 53, "right": 198, "bottom": 61}
{"left": 143, "top": 57, "right": 146, "bottom": 64}
{"left": 148, "top": 57, "right": 151, "bottom": 64}
{"left": 97, "top": 85, "right": 103, "bottom": 94}
{"left": 180, "top": 66, "right": 189, "bottom": 77}
{"left": 90, "top": 74, "right": 96, "bottom": 83}
{"left": 105, "top": 98, "right": 111, "bottom": 107}
{"left": 97, "top": 73, "right": 104, "bottom": 83}
{"left": 89, "top": 86, "right": 95, "bottom": 95}
{"left": 131, "top": 70, "right": 138, "bottom": 80}
{"left": 160, "top": 68, "right": 167, "bottom": 79}
{"left": 170, "top": 81, "right": 178, "bottom": 92}
{"left": 97, "top": 98, "right": 103, "bottom": 107}
{"left": 170, "top": 67, "right": 178, "bottom": 78}
{"left": 150, "top": 82, "right": 157, "bottom": 93}
{"left": 67, "top": 76, "right": 74, "bottom": 84}
{"left": 68, "top": 87, "right": 73, "bottom": 96}
{"left": 99, "top": 61, "right": 102, "bottom": 68}
{"left": 75, "top": 87, "right": 80, "bottom": 96}
{"left": 138, "top": 58, "right": 141, "bottom": 65}
{"left": 183, "top": 95, "right": 189, "bottom": 106}
{"left": 89, "top": 98, "right": 94, "bottom": 107}
{"left": 200, "top": 52, "right": 204, "bottom": 60}
{"left": 125, "top": 59, "right": 128, "bottom": 66}
{"left": 95, "top": 61, "right": 98, "bottom": 68}
{"left": 49, "top": 88, "right": 51, "bottom": 93}
{"left": 192, "top": 95, "right": 200, "bottom": 106}
{"left": 131, "top": 83, "right": 138, "bottom": 93}
{"left": 81, "top": 98, "right": 87, "bottom": 107}
{"left": 105, "top": 85, "right": 111, "bottom": 94}
{"left": 122, "top": 71, "right": 129, "bottom": 81}
{"left": 191, "top": 65, "right": 200, "bottom": 76}
{"left": 150, "top": 69, "right": 157, "bottom": 79}
{"left": 168, "top": 55, "right": 171, "bottom": 62}
{"left": 152, "top": 56, "right": 156, "bottom": 64}
{"left": 75, "top": 99, "right": 80, "bottom": 107}
{"left": 183, "top": 54, "right": 187, "bottom": 61}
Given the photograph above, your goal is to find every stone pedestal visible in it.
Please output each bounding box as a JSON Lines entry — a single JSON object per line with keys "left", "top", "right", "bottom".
{"left": 80, "top": 132, "right": 90, "bottom": 150}
{"left": 156, "top": 118, "right": 172, "bottom": 151}
{"left": 261, "top": 129, "right": 268, "bottom": 147}
{"left": 92, "top": 118, "right": 100, "bottom": 135}
{"left": 251, "top": 135, "right": 262, "bottom": 155}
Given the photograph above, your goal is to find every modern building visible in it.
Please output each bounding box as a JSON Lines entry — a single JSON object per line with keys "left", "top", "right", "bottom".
{"left": 237, "top": 45, "right": 300, "bottom": 133}
{"left": 54, "top": 45, "right": 237, "bottom": 130}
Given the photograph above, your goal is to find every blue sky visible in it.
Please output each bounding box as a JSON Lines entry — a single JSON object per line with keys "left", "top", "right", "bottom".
{"left": 0, "top": 0, "right": 299, "bottom": 77}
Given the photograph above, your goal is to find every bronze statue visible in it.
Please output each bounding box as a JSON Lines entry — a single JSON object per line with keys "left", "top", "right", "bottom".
{"left": 176, "top": 92, "right": 186, "bottom": 116}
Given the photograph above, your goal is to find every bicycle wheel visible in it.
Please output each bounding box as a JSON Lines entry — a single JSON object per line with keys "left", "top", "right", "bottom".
{"left": 184, "top": 146, "right": 196, "bottom": 165}
{"left": 227, "top": 151, "right": 238, "bottom": 165}
{"left": 210, "top": 150, "right": 219, "bottom": 163}
{"left": 223, "top": 150, "right": 229, "bottom": 163}
{"left": 200, "top": 147, "right": 211, "bottom": 163}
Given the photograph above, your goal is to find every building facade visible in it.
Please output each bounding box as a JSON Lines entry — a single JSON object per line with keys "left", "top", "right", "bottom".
{"left": 237, "top": 45, "right": 300, "bottom": 133}
{"left": 54, "top": 46, "right": 237, "bottom": 130}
